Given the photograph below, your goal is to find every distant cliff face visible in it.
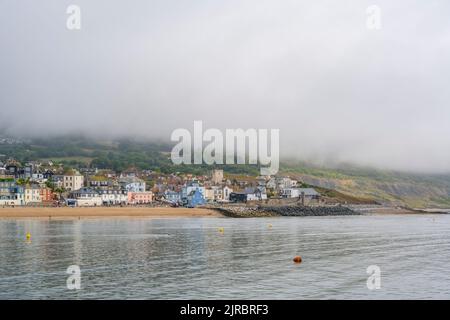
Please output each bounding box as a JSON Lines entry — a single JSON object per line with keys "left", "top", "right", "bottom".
{"left": 282, "top": 165, "right": 450, "bottom": 209}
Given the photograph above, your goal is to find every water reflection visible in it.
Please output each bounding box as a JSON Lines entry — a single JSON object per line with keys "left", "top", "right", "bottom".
{"left": 1, "top": 215, "right": 450, "bottom": 299}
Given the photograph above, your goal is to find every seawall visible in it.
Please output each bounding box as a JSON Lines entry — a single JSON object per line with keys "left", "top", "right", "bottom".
{"left": 214, "top": 205, "right": 359, "bottom": 218}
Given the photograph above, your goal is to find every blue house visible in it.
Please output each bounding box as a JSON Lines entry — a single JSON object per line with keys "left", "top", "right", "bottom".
{"left": 187, "top": 189, "right": 205, "bottom": 207}
{"left": 0, "top": 178, "right": 25, "bottom": 206}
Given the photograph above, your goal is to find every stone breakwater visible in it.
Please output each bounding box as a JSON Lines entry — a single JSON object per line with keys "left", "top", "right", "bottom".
{"left": 214, "top": 205, "right": 359, "bottom": 218}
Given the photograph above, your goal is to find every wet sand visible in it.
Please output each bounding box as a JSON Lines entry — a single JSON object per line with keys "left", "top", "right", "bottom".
{"left": 0, "top": 206, "right": 222, "bottom": 219}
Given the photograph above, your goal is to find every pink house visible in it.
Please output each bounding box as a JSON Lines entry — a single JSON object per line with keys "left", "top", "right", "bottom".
{"left": 128, "top": 191, "right": 153, "bottom": 204}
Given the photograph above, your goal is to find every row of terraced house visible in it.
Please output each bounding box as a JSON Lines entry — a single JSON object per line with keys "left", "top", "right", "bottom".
{"left": 0, "top": 163, "right": 155, "bottom": 206}
{"left": 1, "top": 161, "right": 320, "bottom": 207}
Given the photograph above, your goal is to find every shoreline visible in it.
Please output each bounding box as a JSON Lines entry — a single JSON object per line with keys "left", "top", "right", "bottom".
{"left": 0, "top": 206, "right": 221, "bottom": 219}
{"left": 1, "top": 204, "right": 446, "bottom": 220}
{"left": 212, "top": 204, "right": 449, "bottom": 217}
{"left": 214, "top": 204, "right": 360, "bottom": 217}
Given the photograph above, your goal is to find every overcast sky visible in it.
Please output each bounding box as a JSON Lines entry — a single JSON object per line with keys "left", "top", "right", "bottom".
{"left": 1, "top": 0, "right": 450, "bottom": 172}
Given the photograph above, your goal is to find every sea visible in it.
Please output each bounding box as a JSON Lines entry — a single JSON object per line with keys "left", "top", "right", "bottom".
{"left": 1, "top": 214, "right": 449, "bottom": 299}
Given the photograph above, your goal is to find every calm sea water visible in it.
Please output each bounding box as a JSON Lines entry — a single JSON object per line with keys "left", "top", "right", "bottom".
{"left": 1, "top": 214, "right": 450, "bottom": 299}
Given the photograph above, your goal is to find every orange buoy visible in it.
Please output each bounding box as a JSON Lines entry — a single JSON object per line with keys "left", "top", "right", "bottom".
{"left": 293, "top": 256, "right": 302, "bottom": 264}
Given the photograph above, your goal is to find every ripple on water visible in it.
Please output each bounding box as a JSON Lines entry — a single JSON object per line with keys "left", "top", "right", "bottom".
{"left": 0, "top": 215, "right": 450, "bottom": 299}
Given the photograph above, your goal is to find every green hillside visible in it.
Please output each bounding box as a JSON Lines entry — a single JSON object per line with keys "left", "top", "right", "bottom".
{"left": 0, "top": 136, "right": 260, "bottom": 175}
{"left": 281, "top": 161, "right": 450, "bottom": 208}
{"left": 1, "top": 136, "right": 449, "bottom": 208}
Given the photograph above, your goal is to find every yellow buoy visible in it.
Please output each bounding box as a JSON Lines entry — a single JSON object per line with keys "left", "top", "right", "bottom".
{"left": 26, "top": 232, "right": 31, "bottom": 240}
{"left": 218, "top": 227, "right": 224, "bottom": 233}
{"left": 268, "top": 224, "right": 273, "bottom": 228}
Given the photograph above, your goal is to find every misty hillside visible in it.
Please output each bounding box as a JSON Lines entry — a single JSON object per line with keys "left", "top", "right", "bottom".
{"left": 0, "top": 136, "right": 261, "bottom": 175}
{"left": 1, "top": 136, "right": 449, "bottom": 208}
{"left": 282, "top": 163, "right": 450, "bottom": 208}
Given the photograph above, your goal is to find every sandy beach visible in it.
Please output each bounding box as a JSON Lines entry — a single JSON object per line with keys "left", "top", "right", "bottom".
{"left": 0, "top": 206, "right": 222, "bottom": 219}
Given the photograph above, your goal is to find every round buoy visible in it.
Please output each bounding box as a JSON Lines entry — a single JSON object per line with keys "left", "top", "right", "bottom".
{"left": 218, "top": 227, "right": 224, "bottom": 233}
{"left": 293, "top": 256, "right": 302, "bottom": 264}
{"left": 268, "top": 224, "right": 273, "bottom": 228}
{"left": 26, "top": 232, "right": 31, "bottom": 240}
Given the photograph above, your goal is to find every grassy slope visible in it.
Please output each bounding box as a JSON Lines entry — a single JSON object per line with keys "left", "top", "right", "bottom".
{"left": 281, "top": 162, "right": 450, "bottom": 208}
{"left": 1, "top": 136, "right": 450, "bottom": 208}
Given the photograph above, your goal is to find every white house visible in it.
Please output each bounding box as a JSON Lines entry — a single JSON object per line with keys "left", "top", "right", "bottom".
{"left": 63, "top": 171, "right": 84, "bottom": 191}
{"left": 119, "top": 177, "right": 146, "bottom": 192}
{"left": 281, "top": 188, "right": 320, "bottom": 199}
{"left": 98, "top": 189, "right": 128, "bottom": 205}
{"left": 222, "top": 186, "right": 233, "bottom": 201}
{"left": 24, "top": 185, "right": 42, "bottom": 204}
{"left": 69, "top": 188, "right": 102, "bottom": 207}
{"left": 244, "top": 187, "right": 267, "bottom": 201}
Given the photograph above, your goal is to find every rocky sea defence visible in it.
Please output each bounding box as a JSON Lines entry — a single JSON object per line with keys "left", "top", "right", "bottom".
{"left": 214, "top": 205, "right": 359, "bottom": 218}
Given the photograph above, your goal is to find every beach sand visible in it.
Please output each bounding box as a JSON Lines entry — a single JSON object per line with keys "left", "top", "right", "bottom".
{"left": 0, "top": 206, "right": 222, "bottom": 219}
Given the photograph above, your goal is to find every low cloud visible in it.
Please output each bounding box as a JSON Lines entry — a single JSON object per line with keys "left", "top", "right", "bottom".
{"left": 1, "top": 0, "right": 450, "bottom": 172}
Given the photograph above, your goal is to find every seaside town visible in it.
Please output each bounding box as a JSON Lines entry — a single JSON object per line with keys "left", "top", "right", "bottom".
{"left": 0, "top": 159, "right": 322, "bottom": 208}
